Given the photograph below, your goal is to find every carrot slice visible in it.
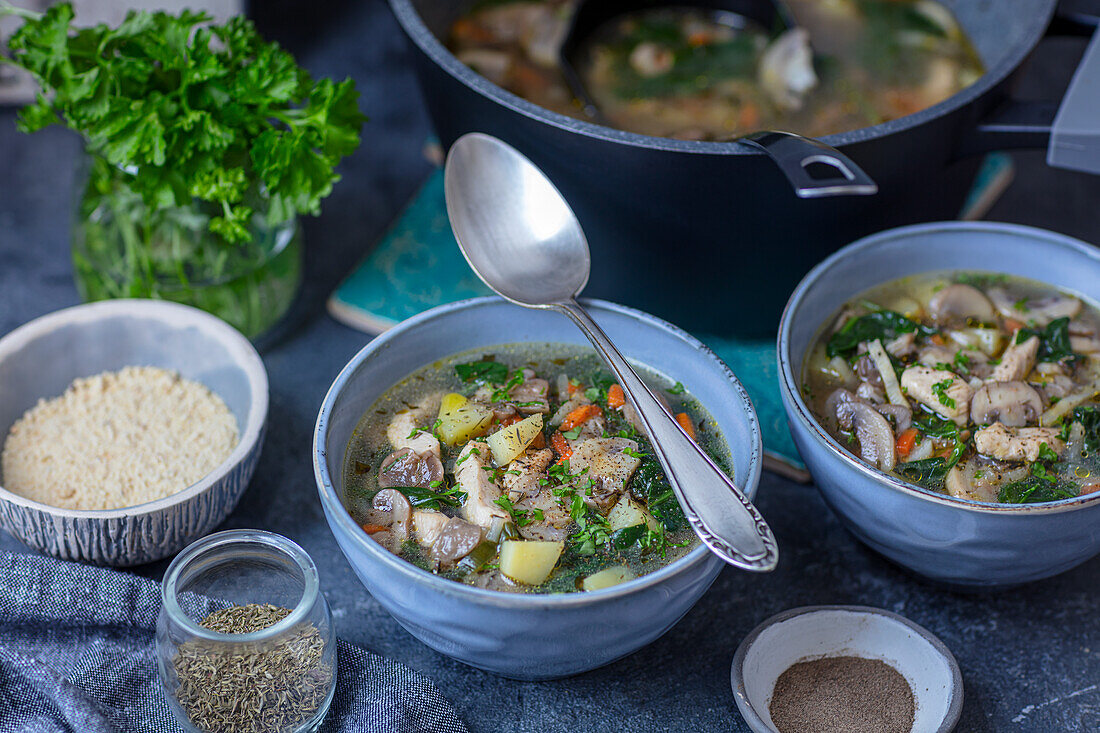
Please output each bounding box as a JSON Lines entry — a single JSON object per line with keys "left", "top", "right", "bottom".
{"left": 675, "top": 412, "right": 696, "bottom": 440}
{"left": 498, "top": 414, "right": 523, "bottom": 428}
{"left": 561, "top": 404, "right": 601, "bottom": 431}
{"left": 551, "top": 431, "right": 573, "bottom": 462}
{"left": 930, "top": 333, "right": 946, "bottom": 346}
{"left": 895, "top": 427, "right": 919, "bottom": 458}
{"left": 361, "top": 523, "right": 388, "bottom": 535}
{"left": 607, "top": 384, "right": 625, "bottom": 409}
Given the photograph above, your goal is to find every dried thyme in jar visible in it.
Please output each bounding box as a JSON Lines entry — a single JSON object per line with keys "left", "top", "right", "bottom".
{"left": 172, "top": 604, "right": 333, "bottom": 733}
{"left": 768, "top": 655, "right": 915, "bottom": 733}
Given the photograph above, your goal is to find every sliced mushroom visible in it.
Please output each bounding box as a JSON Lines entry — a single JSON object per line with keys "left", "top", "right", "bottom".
{"left": 928, "top": 284, "right": 996, "bottom": 326}
{"left": 854, "top": 354, "right": 883, "bottom": 389}
{"left": 989, "top": 288, "right": 1081, "bottom": 326}
{"left": 379, "top": 447, "right": 444, "bottom": 489}
{"left": 362, "top": 489, "right": 412, "bottom": 553}
{"left": 508, "top": 376, "right": 550, "bottom": 414}
{"left": 875, "top": 403, "right": 912, "bottom": 435}
{"left": 856, "top": 382, "right": 885, "bottom": 404}
{"left": 825, "top": 388, "right": 860, "bottom": 432}
{"left": 849, "top": 403, "right": 897, "bottom": 471}
{"left": 429, "top": 517, "right": 484, "bottom": 567}
{"left": 991, "top": 334, "right": 1039, "bottom": 382}
{"left": 970, "top": 382, "right": 1043, "bottom": 427}
{"left": 974, "top": 422, "right": 1064, "bottom": 463}
{"left": 900, "top": 366, "right": 973, "bottom": 425}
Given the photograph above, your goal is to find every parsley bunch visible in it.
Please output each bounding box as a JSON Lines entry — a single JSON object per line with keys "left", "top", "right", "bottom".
{"left": 1, "top": 2, "right": 366, "bottom": 243}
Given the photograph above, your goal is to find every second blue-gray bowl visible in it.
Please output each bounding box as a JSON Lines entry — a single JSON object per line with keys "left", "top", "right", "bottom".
{"left": 314, "top": 297, "right": 762, "bottom": 679}
{"left": 778, "top": 222, "right": 1100, "bottom": 588}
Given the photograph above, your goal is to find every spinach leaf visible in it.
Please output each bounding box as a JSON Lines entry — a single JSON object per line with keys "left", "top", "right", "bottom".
{"left": 896, "top": 458, "right": 949, "bottom": 490}
{"left": 610, "top": 524, "right": 647, "bottom": 550}
{"left": 1069, "top": 406, "right": 1100, "bottom": 454}
{"left": 895, "top": 438, "right": 967, "bottom": 492}
{"left": 826, "top": 311, "right": 935, "bottom": 359}
{"left": 455, "top": 360, "right": 508, "bottom": 385}
{"left": 630, "top": 459, "right": 685, "bottom": 532}
{"left": 998, "top": 475, "right": 1078, "bottom": 504}
{"left": 912, "top": 413, "right": 958, "bottom": 440}
{"left": 1016, "top": 317, "right": 1082, "bottom": 364}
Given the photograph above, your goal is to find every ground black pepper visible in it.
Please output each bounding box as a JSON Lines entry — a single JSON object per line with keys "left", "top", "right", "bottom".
{"left": 768, "top": 655, "right": 915, "bottom": 733}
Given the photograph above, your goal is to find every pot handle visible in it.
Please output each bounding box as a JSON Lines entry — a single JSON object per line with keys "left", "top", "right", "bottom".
{"left": 740, "top": 131, "right": 878, "bottom": 198}
{"left": 963, "top": 10, "right": 1100, "bottom": 174}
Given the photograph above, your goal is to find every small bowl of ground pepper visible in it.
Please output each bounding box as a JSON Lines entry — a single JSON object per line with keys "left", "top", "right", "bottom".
{"left": 731, "top": 605, "right": 962, "bottom": 733}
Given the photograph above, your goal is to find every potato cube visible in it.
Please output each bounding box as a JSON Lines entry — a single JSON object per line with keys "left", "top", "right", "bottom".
{"left": 499, "top": 540, "right": 563, "bottom": 585}
{"left": 437, "top": 393, "right": 493, "bottom": 446}
{"left": 581, "top": 566, "right": 636, "bottom": 591}
{"left": 607, "top": 495, "right": 660, "bottom": 532}
{"left": 486, "top": 414, "right": 544, "bottom": 466}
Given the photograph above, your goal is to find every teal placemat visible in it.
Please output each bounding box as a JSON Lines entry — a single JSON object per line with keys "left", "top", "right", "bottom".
{"left": 328, "top": 153, "right": 1014, "bottom": 478}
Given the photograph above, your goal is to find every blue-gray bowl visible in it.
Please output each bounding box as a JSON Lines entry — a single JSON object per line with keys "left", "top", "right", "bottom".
{"left": 778, "top": 222, "right": 1100, "bottom": 588}
{"left": 0, "top": 300, "right": 268, "bottom": 566}
{"left": 314, "top": 297, "right": 762, "bottom": 679}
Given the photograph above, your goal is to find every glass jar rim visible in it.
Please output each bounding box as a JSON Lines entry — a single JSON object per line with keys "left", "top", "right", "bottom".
{"left": 160, "top": 529, "right": 321, "bottom": 643}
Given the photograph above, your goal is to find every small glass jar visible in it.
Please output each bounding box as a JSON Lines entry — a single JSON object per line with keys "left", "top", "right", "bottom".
{"left": 72, "top": 155, "right": 302, "bottom": 339}
{"left": 157, "top": 530, "right": 336, "bottom": 733}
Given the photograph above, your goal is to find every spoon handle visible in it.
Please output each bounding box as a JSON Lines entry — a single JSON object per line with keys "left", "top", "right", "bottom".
{"left": 555, "top": 299, "right": 779, "bottom": 572}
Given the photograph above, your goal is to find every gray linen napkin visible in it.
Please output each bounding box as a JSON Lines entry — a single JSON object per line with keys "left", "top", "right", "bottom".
{"left": 0, "top": 550, "right": 469, "bottom": 733}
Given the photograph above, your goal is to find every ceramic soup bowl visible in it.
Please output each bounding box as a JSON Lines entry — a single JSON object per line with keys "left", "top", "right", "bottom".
{"left": 778, "top": 221, "right": 1100, "bottom": 588}
{"left": 314, "top": 297, "right": 762, "bottom": 679}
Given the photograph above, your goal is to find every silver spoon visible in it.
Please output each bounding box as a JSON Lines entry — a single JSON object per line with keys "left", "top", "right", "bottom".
{"left": 444, "top": 132, "right": 778, "bottom": 572}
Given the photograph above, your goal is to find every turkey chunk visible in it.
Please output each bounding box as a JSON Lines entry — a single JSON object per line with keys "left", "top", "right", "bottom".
{"left": 385, "top": 392, "right": 443, "bottom": 458}
{"left": 568, "top": 438, "right": 642, "bottom": 511}
{"left": 455, "top": 440, "right": 508, "bottom": 529}
{"left": 900, "top": 366, "right": 972, "bottom": 425}
{"left": 974, "top": 422, "right": 1064, "bottom": 463}
{"left": 990, "top": 334, "right": 1038, "bottom": 382}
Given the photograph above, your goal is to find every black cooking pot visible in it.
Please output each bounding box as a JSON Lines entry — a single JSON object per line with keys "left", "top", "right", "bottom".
{"left": 389, "top": 0, "right": 1097, "bottom": 335}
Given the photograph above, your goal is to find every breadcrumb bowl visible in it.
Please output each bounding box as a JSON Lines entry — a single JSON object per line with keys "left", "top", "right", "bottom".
{"left": 0, "top": 300, "right": 268, "bottom": 566}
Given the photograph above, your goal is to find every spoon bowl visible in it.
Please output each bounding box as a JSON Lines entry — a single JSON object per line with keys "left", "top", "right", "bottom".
{"left": 445, "top": 132, "right": 779, "bottom": 572}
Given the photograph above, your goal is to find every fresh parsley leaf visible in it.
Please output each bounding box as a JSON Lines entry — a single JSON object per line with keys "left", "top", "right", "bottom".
{"left": 584, "top": 387, "right": 601, "bottom": 403}
{"left": 491, "top": 370, "right": 525, "bottom": 402}
{"left": 3, "top": 4, "right": 366, "bottom": 244}
{"left": 826, "top": 311, "right": 935, "bottom": 359}
{"left": 562, "top": 426, "right": 583, "bottom": 440}
{"left": 455, "top": 360, "right": 508, "bottom": 384}
{"left": 952, "top": 350, "right": 971, "bottom": 376}
{"left": 669, "top": 381, "right": 686, "bottom": 395}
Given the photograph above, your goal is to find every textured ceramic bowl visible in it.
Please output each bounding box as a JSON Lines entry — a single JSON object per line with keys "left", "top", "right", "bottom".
{"left": 314, "top": 297, "right": 762, "bottom": 679}
{"left": 778, "top": 221, "right": 1100, "bottom": 588}
{"left": 731, "top": 605, "right": 963, "bottom": 733}
{"left": 0, "top": 300, "right": 267, "bottom": 566}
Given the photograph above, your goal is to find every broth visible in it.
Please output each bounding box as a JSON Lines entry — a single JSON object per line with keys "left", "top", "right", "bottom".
{"left": 802, "top": 272, "right": 1100, "bottom": 504}
{"left": 448, "top": 0, "right": 983, "bottom": 140}
{"left": 343, "top": 343, "right": 729, "bottom": 593}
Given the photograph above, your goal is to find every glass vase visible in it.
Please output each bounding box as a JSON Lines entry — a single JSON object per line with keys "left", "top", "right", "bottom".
{"left": 72, "top": 157, "right": 302, "bottom": 339}
{"left": 156, "top": 530, "right": 337, "bottom": 733}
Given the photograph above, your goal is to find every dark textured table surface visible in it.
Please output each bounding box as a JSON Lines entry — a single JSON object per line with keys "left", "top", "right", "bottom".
{"left": 3, "top": 3, "right": 1100, "bottom": 731}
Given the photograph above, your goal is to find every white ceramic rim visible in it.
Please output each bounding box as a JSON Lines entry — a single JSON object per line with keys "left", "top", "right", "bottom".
{"left": 313, "top": 295, "right": 762, "bottom": 608}
{"left": 161, "top": 529, "right": 321, "bottom": 643}
{"left": 777, "top": 220, "right": 1100, "bottom": 515}
{"left": 730, "top": 604, "right": 964, "bottom": 733}
{"left": 0, "top": 299, "right": 269, "bottom": 520}
{"left": 388, "top": 0, "right": 1053, "bottom": 154}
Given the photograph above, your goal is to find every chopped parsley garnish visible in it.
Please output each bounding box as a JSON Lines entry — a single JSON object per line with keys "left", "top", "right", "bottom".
{"left": 562, "top": 426, "right": 583, "bottom": 440}
{"left": 669, "top": 381, "right": 686, "bottom": 395}
{"left": 931, "top": 379, "right": 956, "bottom": 409}
{"left": 493, "top": 496, "right": 542, "bottom": 527}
